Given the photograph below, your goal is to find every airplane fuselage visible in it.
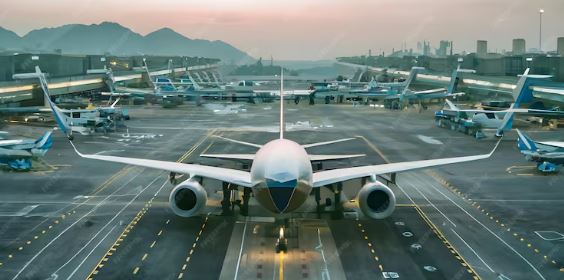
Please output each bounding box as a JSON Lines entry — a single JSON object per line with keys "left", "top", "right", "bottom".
{"left": 250, "top": 139, "right": 313, "bottom": 214}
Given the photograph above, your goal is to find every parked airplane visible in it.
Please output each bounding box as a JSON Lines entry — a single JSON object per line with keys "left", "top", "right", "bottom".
{"left": 13, "top": 67, "right": 115, "bottom": 137}
{"left": 0, "top": 129, "right": 53, "bottom": 170}
{"left": 516, "top": 129, "right": 564, "bottom": 173}
{"left": 349, "top": 66, "right": 425, "bottom": 96}
{"left": 435, "top": 69, "right": 563, "bottom": 136}
{"left": 383, "top": 66, "right": 475, "bottom": 109}
{"left": 45, "top": 70, "right": 500, "bottom": 250}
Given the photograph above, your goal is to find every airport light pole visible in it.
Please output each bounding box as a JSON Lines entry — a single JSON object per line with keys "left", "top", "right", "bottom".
{"left": 539, "top": 9, "right": 544, "bottom": 53}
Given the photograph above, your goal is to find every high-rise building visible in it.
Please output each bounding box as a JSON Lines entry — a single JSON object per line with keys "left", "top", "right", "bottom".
{"left": 477, "top": 40, "right": 487, "bottom": 56}
{"left": 436, "top": 40, "right": 450, "bottom": 57}
{"left": 423, "top": 41, "right": 431, "bottom": 56}
{"left": 558, "top": 37, "right": 564, "bottom": 56}
{"left": 512, "top": 39, "right": 526, "bottom": 55}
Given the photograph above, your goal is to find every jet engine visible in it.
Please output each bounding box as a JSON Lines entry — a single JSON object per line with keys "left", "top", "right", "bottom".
{"left": 169, "top": 179, "right": 207, "bottom": 217}
{"left": 358, "top": 181, "right": 396, "bottom": 219}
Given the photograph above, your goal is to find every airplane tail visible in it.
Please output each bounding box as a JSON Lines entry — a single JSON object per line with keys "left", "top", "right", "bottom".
{"left": 367, "top": 78, "right": 378, "bottom": 90}
{"left": 12, "top": 67, "right": 73, "bottom": 139}
{"left": 516, "top": 129, "right": 537, "bottom": 152}
{"left": 34, "top": 129, "right": 54, "bottom": 150}
{"left": 399, "top": 66, "right": 425, "bottom": 97}
{"left": 280, "top": 69, "right": 285, "bottom": 139}
{"left": 447, "top": 66, "right": 475, "bottom": 94}
{"left": 105, "top": 68, "right": 116, "bottom": 94}
{"left": 404, "top": 67, "right": 425, "bottom": 88}
{"left": 495, "top": 68, "right": 539, "bottom": 136}
{"left": 186, "top": 71, "right": 202, "bottom": 91}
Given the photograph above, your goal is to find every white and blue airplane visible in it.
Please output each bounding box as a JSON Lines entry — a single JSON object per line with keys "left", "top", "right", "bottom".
{"left": 516, "top": 129, "right": 564, "bottom": 173}
{"left": 349, "top": 66, "right": 426, "bottom": 96}
{"left": 44, "top": 70, "right": 500, "bottom": 230}
{"left": 436, "top": 69, "right": 564, "bottom": 136}
{"left": 0, "top": 129, "right": 53, "bottom": 171}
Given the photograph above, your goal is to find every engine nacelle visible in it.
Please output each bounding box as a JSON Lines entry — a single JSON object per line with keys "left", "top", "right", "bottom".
{"left": 358, "top": 181, "right": 396, "bottom": 219}
{"left": 169, "top": 179, "right": 207, "bottom": 217}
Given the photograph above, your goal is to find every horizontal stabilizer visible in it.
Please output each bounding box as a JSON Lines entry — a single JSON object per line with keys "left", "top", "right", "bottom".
{"left": 309, "top": 154, "right": 365, "bottom": 161}
{"left": 302, "top": 137, "right": 357, "bottom": 148}
{"left": 200, "top": 154, "right": 254, "bottom": 161}
{"left": 200, "top": 153, "right": 365, "bottom": 162}
{"left": 213, "top": 135, "right": 262, "bottom": 148}
{"left": 537, "top": 141, "right": 564, "bottom": 149}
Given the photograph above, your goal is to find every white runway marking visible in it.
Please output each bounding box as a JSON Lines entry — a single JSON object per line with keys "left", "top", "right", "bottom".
{"left": 0, "top": 205, "right": 39, "bottom": 217}
{"left": 416, "top": 135, "right": 443, "bottom": 145}
{"left": 234, "top": 218, "right": 249, "bottom": 280}
{"left": 534, "top": 231, "right": 564, "bottom": 241}
{"left": 10, "top": 169, "right": 145, "bottom": 280}
{"left": 421, "top": 176, "right": 547, "bottom": 280}
{"left": 450, "top": 228, "right": 494, "bottom": 272}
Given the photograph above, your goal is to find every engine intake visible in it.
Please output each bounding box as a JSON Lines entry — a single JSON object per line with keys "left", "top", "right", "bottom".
{"left": 169, "top": 179, "right": 207, "bottom": 217}
{"left": 358, "top": 181, "right": 396, "bottom": 219}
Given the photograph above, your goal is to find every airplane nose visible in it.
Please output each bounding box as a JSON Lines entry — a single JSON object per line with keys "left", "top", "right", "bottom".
{"left": 268, "top": 187, "right": 295, "bottom": 213}
{"left": 266, "top": 177, "right": 297, "bottom": 213}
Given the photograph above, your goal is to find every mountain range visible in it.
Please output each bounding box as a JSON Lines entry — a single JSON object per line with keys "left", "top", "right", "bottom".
{"left": 0, "top": 22, "right": 254, "bottom": 63}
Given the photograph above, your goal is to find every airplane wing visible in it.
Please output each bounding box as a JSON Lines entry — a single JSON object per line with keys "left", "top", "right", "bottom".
{"left": 451, "top": 108, "right": 564, "bottom": 115}
{"left": 69, "top": 142, "right": 253, "bottom": 187}
{"left": 312, "top": 140, "right": 501, "bottom": 187}
{"left": 0, "top": 147, "right": 32, "bottom": 158}
{"left": 409, "top": 88, "right": 447, "bottom": 95}
{"left": 537, "top": 141, "right": 564, "bottom": 149}
{"left": 200, "top": 153, "right": 365, "bottom": 162}
{"left": 255, "top": 90, "right": 314, "bottom": 96}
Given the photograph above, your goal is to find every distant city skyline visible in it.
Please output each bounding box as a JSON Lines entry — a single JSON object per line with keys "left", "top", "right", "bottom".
{"left": 1, "top": 0, "right": 563, "bottom": 60}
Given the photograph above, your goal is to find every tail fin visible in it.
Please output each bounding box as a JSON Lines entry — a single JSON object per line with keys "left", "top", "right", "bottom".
{"left": 496, "top": 68, "right": 532, "bottom": 136}
{"left": 186, "top": 71, "right": 202, "bottom": 91}
{"left": 367, "top": 78, "right": 378, "bottom": 90}
{"left": 34, "top": 129, "right": 53, "bottom": 150}
{"left": 13, "top": 67, "right": 72, "bottom": 139}
{"left": 404, "top": 67, "right": 425, "bottom": 89}
{"left": 447, "top": 66, "right": 475, "bottom": 94}
{"left": 516, "top": 129, "right": 537, "bottom": 152}
{"left": 105, "top": 68, "right": 116, "bottom": 94}
{"left": 143, "top": 58, "right": 156, "bottom": 90}
{"left": 280, "top": 69, "right": 285, "bottom": 139}
{"left": 399, "top": 66, "right": 425, "bottom": 97}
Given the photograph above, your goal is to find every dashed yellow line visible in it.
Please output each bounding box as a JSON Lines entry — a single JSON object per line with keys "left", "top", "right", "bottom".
{"left": 86, "top": 131, "right": 213, "bottom": 279}
{"left": 176, "top": 214, "right": 210, "bottom": 279}
{"left": 0, "top": 166, "right": 134, "bottom": 267}
{"left": 356, "top": 218, "right": 384, "bottom": 272}
{"left": 427, "top": 170, "right": 563, "bottom": 270}
{"left": 414, "top": 205, "right": 481, "bottom": 279}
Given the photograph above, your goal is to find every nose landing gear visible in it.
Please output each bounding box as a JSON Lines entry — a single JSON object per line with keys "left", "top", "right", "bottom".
{"left": 275, "top": 226, "right": 288, "bottom": 253}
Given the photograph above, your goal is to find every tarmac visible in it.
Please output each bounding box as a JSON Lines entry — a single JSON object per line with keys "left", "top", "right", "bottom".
{"left": 0, "top": 100, "right": 562, "bottom": 280}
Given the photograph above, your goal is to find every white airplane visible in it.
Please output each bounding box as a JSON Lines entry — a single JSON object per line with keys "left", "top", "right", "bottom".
{"left": 437, "top": 69, "right": 563, "bottom": 136}
{"left": 45, "top": 71, "right": 499, "bottom": 234}
{"left": 0, "top": 129, "right": 53, "bottom": 171}
{"left": 516, "top": 129, "right": 564, "bottom": 173}
{"left": 13, "top": 67, "right": 115, "bottom": 137}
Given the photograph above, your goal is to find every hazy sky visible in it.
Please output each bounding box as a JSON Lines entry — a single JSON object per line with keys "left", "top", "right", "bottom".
{"left": 1, "top": 0, "right": 563, "bottom": 60}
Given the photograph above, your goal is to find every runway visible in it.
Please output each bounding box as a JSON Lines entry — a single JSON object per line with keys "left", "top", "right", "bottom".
{"left": 0, "top": 102, "right": 562, "bottom": 279}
